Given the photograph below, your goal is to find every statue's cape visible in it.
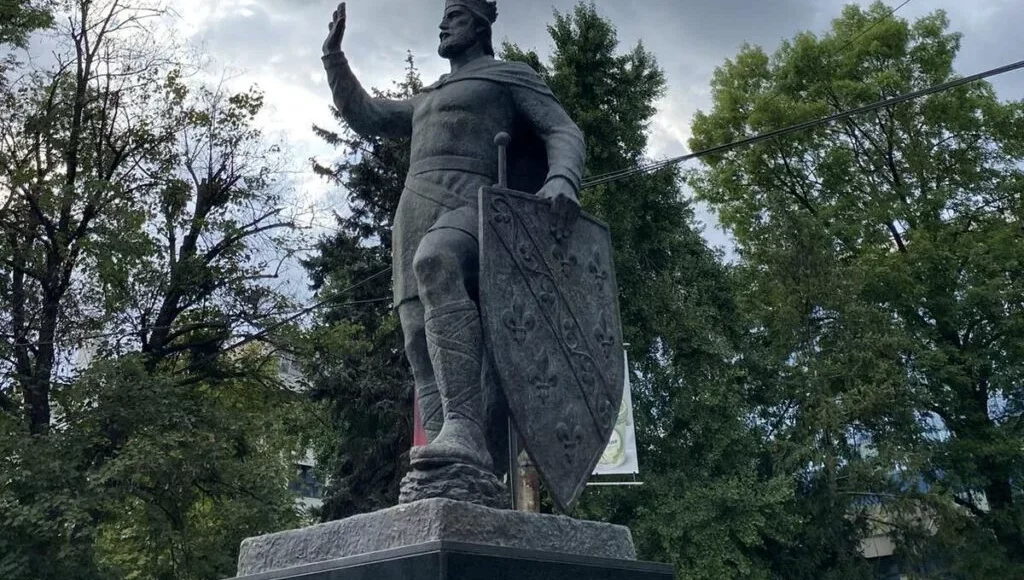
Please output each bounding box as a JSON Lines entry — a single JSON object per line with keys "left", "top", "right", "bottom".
{"left": 423, "top": 57, "right": 554, "bottom": 97}
{"left": 423, "top": 58, "right": 552, "bottom": 194}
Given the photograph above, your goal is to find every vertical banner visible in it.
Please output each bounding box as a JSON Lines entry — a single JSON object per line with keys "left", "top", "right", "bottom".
{"left": 593, "top": 350, "right": 640, "bottom": 476}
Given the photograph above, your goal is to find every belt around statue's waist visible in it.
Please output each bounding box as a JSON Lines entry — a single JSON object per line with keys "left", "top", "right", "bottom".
{"left": 408, "top": 156, "right": 496, "bottom": 180}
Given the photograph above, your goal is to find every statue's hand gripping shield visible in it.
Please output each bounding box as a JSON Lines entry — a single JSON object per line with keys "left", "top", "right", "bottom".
{"left": 478, "top": 185, "right": 625, "bottom": 513}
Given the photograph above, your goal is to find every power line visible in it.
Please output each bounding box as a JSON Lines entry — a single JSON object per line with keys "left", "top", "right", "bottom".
{"left": 580, "top": 57, "right": 1024, "bottom": 190}
{"left": 3, "top": 271, "right": 394, "bottom": 350}
{"left": 214, "top": 266, "right": 394, "bottom": 356}
{"left": 580, "top": 0, "right": 915, "bottom": 188}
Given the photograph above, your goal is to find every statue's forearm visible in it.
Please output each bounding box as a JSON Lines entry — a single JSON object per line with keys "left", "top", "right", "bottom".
{"left": 322, "top": 51, "right": 413, "bottom": 138}
{"left": 513, "top": 87, "right": 586, "bottom": 193}
{"left": 540, "top": 124, "right": 585, "bottom": 193}
{"left": 323, "top": 52, "right": 361, "bottom": 113}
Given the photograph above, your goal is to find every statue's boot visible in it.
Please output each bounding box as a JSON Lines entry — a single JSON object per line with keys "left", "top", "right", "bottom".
{"left": 410, "top": 299, "right": 493, "bottom": 471}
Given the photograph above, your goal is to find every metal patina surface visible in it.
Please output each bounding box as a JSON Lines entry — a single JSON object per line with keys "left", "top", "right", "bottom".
{"left": 479, "top": 186, "right": 624, "bottom": 512}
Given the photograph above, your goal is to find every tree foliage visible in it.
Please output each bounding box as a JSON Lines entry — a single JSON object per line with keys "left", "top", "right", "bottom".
{"left": 0, "top": 2, "right": 312, "bottom": 578}
{"left": 689, "top": 2, "right": 1024, "bottom": 577}
{"left": 1, "top": 353, "right": 305, "bottom": 580}
{"left": 302, "top": 54, "right": 422, "bottom": 520}
{"left": 0, "top": 0, "right": 52, "bottom": 49}
{"left": 504, "top": 5, "right": 795, "bottom": 579}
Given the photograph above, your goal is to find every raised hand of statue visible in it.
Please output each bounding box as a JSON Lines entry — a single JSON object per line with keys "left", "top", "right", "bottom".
{"left": 538, "top": 176, "right": 581, "bottom": 242}
{"left": 322, "top": 2, "right": 346, "bottom": 55}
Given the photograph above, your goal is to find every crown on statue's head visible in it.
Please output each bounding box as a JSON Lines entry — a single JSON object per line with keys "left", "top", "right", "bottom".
{"left": 444, "top": 0, "right": 498, "bottom": 24}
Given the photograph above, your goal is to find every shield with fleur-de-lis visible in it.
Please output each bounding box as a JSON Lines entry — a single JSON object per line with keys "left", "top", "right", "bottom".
{"left": 478, "top": 185, "right": 625, "bottom": 513}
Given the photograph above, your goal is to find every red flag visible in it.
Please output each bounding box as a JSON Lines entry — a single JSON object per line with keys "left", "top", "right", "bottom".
{"left": 412, "top": 389, "right": 427, "bottom": 446}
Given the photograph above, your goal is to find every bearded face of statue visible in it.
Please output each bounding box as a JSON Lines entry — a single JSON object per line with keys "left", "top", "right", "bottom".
{"left": 438, "top": 6, "right": 488, "bottom": 58}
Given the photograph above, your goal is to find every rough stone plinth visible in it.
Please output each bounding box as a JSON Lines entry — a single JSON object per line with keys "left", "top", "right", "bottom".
{"left": 399, "top": 462, "right": 508, "bottom": 508}
{"left": 236, "top": 498, "right": 636, "bottom": 577}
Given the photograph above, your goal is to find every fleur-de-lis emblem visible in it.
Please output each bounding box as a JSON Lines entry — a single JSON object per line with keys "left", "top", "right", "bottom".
{"left": 597, "top": 397, "right": 615, "bottom": 429}
{"left": 587, "top": 250, "right": 609, "bottom": 291}
{"left": 580, "top": 357, "right": 595, "bottom": 374}
{"left": 594, "top": 312, "right": 615, "bottom": 359}
{"left": 518, "top": 241, "right": 534, "bottom": 264}
{"left": 577, "top": 356, "right": 596, "bottom": 387}
{"left": 562, "top": 317, "right": 579, "bottom": 349}
{"left": 529, "top": 351, "right": 558, "bottom": 403}
{"left": 502, "top": 293, "right": 535, "bottom": 343}
{"left": 538, "top": 277, "right": 557, "bottom": 307}
{"left": 491, "top": 198, "right": 512, "bottom": 223}
{"left": 552, "top": 247, "right": 578, "bottom": 276}
{"left": 556, "top": 420, "right": 583, "bottom": 465}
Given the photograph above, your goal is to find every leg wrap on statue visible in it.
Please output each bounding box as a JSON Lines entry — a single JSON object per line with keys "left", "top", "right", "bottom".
{"left": 399, "top": 300, "right": 444, "bottom": 442}
{"left": 400, "top": 223, "right": 506, "bottom": 507}
{"left": 417, "top": 379, "right": 443, "bottom": 442}
{"left": 410, "top": 298, "right": 492, "bottom": 471}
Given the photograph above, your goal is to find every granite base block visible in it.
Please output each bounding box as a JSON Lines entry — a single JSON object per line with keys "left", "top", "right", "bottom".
{"left": 232, "top": 541, "right": 674, "bottom": 580}
{"left": 237, "top": 499, "right": 637, "bottom": 577}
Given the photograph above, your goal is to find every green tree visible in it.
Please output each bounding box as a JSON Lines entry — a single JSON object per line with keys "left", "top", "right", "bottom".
{"left": 505, "top": 5, "right": 793, "bottom": 579}
{"left": 302, "top": 54, "right": 421, "bottom": 520}
{"left": 0, "top": 0, "right": 51, "bottom": 49}
{"left": 0, "top": 2, "right": 311, "bottom": 577}
{"left": 0, "top": 0, "right": 147, "bottom": 434}
{"left": 689, "top": 2, "right": 1024, "bottom": 577}
{"left": 83, "top": 354, "right": 304, "bottom": 580}
{"left": 0, "top": 0, "right": 301, "bottom": 445}
{"left": 1, "top": 354, "right": 307, "bottom": 580}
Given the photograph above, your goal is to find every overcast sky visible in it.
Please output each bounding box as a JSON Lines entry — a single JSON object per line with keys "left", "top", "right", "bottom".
{"left": 161, "top": 0, "right": 1022, "bottom": 261}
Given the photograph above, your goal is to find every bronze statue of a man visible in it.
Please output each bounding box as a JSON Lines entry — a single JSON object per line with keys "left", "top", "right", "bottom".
{"left": 321, "top": 0, "right": 585, "bottom": 504}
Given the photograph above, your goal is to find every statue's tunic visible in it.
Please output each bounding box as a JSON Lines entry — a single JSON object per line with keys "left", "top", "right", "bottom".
{"left": 322, "top": 52, "right": 585, "bottom": 306}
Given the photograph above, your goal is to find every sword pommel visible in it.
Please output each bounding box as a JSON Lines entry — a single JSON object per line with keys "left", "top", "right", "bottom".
{"left": 494, "top": 132, "right": 511, "bottom": 188}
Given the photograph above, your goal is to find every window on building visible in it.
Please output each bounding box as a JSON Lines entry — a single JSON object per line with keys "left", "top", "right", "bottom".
{"left": 288, "top": 463, "right": 322, "bottom": 499}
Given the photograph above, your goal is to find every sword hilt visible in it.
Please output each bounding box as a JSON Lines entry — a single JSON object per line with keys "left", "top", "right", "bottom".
{"left": 494, "top": 132, "right": 511, "bottom": 188}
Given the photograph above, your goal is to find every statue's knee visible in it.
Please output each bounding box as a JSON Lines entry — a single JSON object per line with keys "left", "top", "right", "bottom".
{"left": 413, "top": 243, "right": 458, "bottom": 290}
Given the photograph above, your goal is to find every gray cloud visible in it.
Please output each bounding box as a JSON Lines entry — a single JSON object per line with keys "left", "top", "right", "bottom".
{"left": 187, "top": 0, "right": 1024, "bottom": 121}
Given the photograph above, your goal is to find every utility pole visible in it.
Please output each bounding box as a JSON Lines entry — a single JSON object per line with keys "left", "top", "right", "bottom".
{"left": 509, "top": 425, "right": 541, "bottom": 512}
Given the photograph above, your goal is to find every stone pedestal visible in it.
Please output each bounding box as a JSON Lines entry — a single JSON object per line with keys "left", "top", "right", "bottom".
{"left": 232, "top": 499, "right": 673, "bottom": 580}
